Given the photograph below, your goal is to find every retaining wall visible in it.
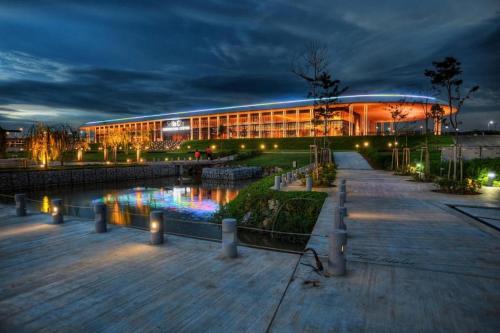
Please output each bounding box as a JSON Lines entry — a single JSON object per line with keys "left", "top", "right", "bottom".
{"left": 0, "top": 164, "right": 177, "bottom": 192}
{"left": 201, "top": 167, "right": 262, "bottom": 181}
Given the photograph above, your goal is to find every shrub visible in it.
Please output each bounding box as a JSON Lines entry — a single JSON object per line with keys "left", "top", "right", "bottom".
{"left": 213, "top": 175, "right": 327, "bottom": 236}
{"left": 299, "top": 163, "right": 337, "bottom": 187}
{"left": 435, "top": 177, "right": 481, "bottom": 194}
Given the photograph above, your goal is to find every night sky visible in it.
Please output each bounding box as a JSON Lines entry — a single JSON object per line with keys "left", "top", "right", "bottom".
{"left": 0, "top": 0, "right": 499, "bottom": 130}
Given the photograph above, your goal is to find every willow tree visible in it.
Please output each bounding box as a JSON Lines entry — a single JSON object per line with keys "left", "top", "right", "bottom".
{"left": 52, "top": 124, "right": 77, "bottom": 166}
{"left": 424, "top": 57, "right": 479, "bottom": 180}
{"left": 26, "top": 123, "right": 58, "bottom": 168}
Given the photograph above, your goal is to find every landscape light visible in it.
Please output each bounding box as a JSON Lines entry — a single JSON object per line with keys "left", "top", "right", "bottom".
{"left": 140, "top": 158, "right": 144, "bottom": 163}
{"left": 260, "top": 144, "right": 266, "bottom": 150}
{"left": 187, "top": 145, "right": 191, "bottom": 149}
{"left": 395, "top": 141, "right": 399, "bottom": 146}
{"left": 355, "top": 144, "right": 359, "bottom": 149}
{"left": 487, "top": 172, "right": 496, "bottom": 186}
{"left": 165, "top": 157, "right": 169, "bottom": 161}
{"left": 211, "top": 145, "right": 216, "bottom": 149}
{"left": 240, "top": 144, "right": 245, "bottom": 149}
{"left": 273, "top": 144, "right": 278, "bottom": 149}
{"left": 363, "top": 141, "right": 369, "bottom": 147}
{"left": 126, "top": 158, "right": 131, "bottom": 163}
{"left": 177, "top": 146, "right": 181, "bottom": 150}
{"left": 188, "top": 157, "right": 192, "bottom": 160}
{"left": 388, "top": 142, "right": 392, "bottom": 148}
{"left": 106, "top": 161, "right": 111, "bottom": 165}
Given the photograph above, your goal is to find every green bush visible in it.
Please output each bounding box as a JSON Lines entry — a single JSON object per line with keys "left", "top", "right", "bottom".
{"left": 299, "top": 163, "right": 336, "bottom": 187}
{"left": 436, "top": 177, "right": 481, "bottom": 194}
{"left": 214, "top": 175, "right": 327, "bottom": 236}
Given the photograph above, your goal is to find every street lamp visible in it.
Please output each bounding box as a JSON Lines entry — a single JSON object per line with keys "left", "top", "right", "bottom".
{"left": 488, "top": 120, "right": 494, "bottom": 131}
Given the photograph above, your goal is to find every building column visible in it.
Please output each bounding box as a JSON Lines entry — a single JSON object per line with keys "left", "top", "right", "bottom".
{"left": 295, "top": 109, "right": 299, "bottom": 137}
{"left": 270, "top": 111, "right": 274, "bottom": 138}
{"left": 190, "top": 118, "right": 193, "bottom": 140}
{"left": 216, "top": 116, "right": 220, "bottom": 139}
{"left": 310, "top": 108, "right": 314, "bottom": 137}
{"left": 282, "top": 111, "right": 286, "bottom": 138}
{"left": 258, "top": 112, "right": 262, "bottom": 138}
{"left": 198, "top": 117, "right": 202, "bottom": 140}
{"left": 363, "top": 104, "right": 368, "bottom": 135}
{"left": 236, "top": 114, "right": 240, "bottom": 138}
{"left": 348, "top": 105, "right": 353, "bottom": 136}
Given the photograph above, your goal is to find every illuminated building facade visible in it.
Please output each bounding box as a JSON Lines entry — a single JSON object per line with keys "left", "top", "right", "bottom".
{"left": 80, "top": 94, "right": 451, "bottom": 143}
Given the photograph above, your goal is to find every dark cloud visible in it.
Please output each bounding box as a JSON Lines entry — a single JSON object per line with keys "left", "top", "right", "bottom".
{"left": 0, "top": 0, "right": 498, "bottom": 129}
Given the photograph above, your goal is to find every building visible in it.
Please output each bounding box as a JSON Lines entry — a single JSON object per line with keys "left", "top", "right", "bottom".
{"left": 80, "top": 94, "right": 451, "bottom": 144}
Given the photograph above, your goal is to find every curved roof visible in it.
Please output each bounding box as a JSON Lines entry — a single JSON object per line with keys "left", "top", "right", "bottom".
{"left": 83, "top": 93, "right": 446, "bottom": 126}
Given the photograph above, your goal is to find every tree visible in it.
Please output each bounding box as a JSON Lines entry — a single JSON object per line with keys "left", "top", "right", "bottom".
{"left": 104, "top": 128, "right": 126, "bottom": 162}
{"left": 26, "top": 123, "right": 58, "bottom": 168}
{"left": 52, "top": 124, "right": 77, "bottom": 166}
{"left": 130, "top": 130, "right": 151, "bottom": 162}
{"left": 0, "top": 126, "right": 7, "bottom": 159}
{"left": 420, "top": 97, "right": 433, "bottom": 179}
{"left": 292, "top": 42, "right": 348, "bottom": 147}
{"left": 424, "top": 57, "right": 479, "bottom": 180}
{"left": 218, "top": 123, "right": 226, "bottom": 151}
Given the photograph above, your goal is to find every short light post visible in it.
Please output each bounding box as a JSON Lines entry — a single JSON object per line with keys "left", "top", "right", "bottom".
{"left": 339, "top": 189, "right": 346, "bottom": 207}
{"left": 15, "top": 193, "right": 26, "bottom": 216}
{"left": 222, "top": 218, "right": 238, "bottom": 258}
{"left": 150, "top": 210, "right": 164, "bottom": 245}
{"left": 94, "top": 203, "right": 107, "bottom": 233}
{"left": 281, "top": 174, "right": 287, "bottom": 186}
{"left": 306, "top": 176, "right": 313, "bottom": 191}
{"left": 274, "top": 175, "right": 281, "bottom": 190}
{"left": 292, "top": 160, "right": 297, "bottom": 168}
{"left": 328, "top": 229, "right": 347, "bottom": 276}
{"left": 287, "top": 172, "right": 292, "bottom": 183}
{"left": 51, "top": 199, "right": 63, "bottom": 224}
{"left": 487, "top": 172, "right": 496, "bottom": 187}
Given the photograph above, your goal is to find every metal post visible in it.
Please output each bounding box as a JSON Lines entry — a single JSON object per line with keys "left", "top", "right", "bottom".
{"left": 94, "top": 203, "right": 107, "bottom": 233}
{"left": 340, "top": 206, "right": 348, "bottom": 219}
{"left": 292, "top": 160, "right": 297, "bottom": 168}
{"left": 287, "top": 172, "right": 292, "bottom": 183}
{"left": 306, "top": 176, "right": 313, "bottom": 191}
{"left": 274, "top": 176, "right": 281, "bottom": 190}
{"left": 334, "top": 205, "right": 346, "bottom": 230}
{"left": 150, "top": 210, "right": 164, "bottom": 245}
{"left": 51, "top": 199, "right": 63, "bottom": 224}
{"left": 339, "top": 190, "right": 346, "bottom": 207}
{"left": 328, "top": 229, "right": 347, "bottom": 276}
{"left": 282, "top": 174, "right": 287, "bottom": 186}
{"left": 15, "top": 193, "right": 26, "bottom": 216}
{"left": 222, "top": 218, "right": 238, "bottom": 258}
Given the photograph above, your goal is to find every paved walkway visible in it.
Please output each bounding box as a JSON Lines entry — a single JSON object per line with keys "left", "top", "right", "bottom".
{"left": 272, "top": 152, "right": 500, "bottom": 332}
{"left": 334, "top": 151, "right": 372, "bottom": 170}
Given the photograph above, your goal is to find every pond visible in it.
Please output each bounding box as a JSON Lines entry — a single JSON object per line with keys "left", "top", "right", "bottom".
{"left": 3, "top": 176, "right": 307, "bottom": 251}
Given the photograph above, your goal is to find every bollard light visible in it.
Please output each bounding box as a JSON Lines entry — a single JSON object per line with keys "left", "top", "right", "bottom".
{"left": 487, "top": 171, "right": 496, "bottom": 186}
{"left": 15, "top": 193, "right": 27, "bottom": 217}
{"left": 328, "top": 229, "right": 347, "bottom": 276}
{"left": 287, "top": 172, "right": 292, "bottom": 183}
{"left": 274, "top": 175, "right": 281, "bottom": 190}
{"left": 306, "top": 176, "right": 313, "bottom": 191}
{"left": 51, "top": 199, "right": 63, "bottom": 224}
{"left": 150, "top": 210, "right": 164, "bottom": 245}
{"left": 222, "top": 218, "right": 238, "bottom": 258}
{"left": 94, "top": 203, "right": 107, "bottom": 233}
{"left": 292, "top": 160, "right": 297, "bottom": 168}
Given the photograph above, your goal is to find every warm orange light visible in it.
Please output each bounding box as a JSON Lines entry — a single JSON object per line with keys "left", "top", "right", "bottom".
{"left": 151, "top": 221, "right": 159, "bottom": 232}
{"left": 273, "top": 144, "right": 278, "bottom": 149}
{"left": 363, "top": 141, "right": 369, "bottom": 147}
{"left": 241, "top": 144, "right": 245, "bottom": 149}
{"left": 260, "top": 144, "right": 266, "bottom": 150}
{"left": 211, "top": 145, "right": 216, "bottom": 149}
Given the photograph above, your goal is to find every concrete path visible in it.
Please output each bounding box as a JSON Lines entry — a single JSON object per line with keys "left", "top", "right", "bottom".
{"left": 334, "top": 151, "right": 372, "bottom": 170}
{"left": 270, "top": 168, "right": 500, "bottom": 332}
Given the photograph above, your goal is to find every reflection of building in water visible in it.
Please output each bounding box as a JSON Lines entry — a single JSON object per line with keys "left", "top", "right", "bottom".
{"left": 41, "top": 195, "right": 50, "bottom": 213}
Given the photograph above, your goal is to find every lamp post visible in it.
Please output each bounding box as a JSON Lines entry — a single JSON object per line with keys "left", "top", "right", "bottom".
{"left": 150, "top": 210, "right": 164, "bottom": 245}
{"left": 487, "top": 120, "right": 494, "bottom": 131}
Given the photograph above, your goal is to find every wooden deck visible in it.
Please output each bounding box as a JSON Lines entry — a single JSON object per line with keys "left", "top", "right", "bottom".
{"left": 0, "top": 206, "right": 299, "bottom": 332}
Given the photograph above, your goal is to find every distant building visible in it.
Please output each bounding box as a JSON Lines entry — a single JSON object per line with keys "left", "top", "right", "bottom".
{"left": 80, "top": 94, "right": 452, "bottom": 143}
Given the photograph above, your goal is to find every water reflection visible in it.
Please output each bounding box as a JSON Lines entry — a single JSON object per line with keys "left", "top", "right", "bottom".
{"left": 92, "top": 186, "right": 239, "bottom": 223}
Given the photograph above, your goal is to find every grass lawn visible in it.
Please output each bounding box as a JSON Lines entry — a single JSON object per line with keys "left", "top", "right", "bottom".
{"left": 230, "top": 152, "right": 310, "bottom": 169}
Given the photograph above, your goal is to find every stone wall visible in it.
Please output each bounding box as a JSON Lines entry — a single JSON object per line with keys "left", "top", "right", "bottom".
{"left": 0, "top": 164, "right": 177, "bottom": 192}
{"left": 201, "top": 166, "right": 262, "bottom": 181}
